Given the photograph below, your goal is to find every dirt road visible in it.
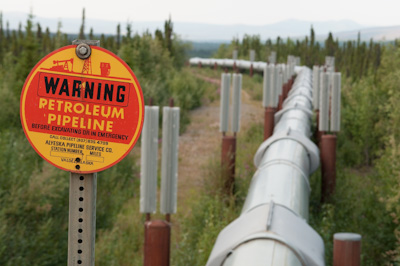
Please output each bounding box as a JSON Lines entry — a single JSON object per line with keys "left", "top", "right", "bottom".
{"left": 176, "top": 71, "right": 264, "bottom": 215}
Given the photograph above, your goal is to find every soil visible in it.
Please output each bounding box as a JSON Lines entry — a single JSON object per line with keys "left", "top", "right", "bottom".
{"left": 176, "top": 70, "right": 264, "bottom": 216}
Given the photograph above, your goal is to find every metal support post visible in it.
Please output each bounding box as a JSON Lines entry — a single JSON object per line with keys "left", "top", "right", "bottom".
{"left": 221, "top": 135, "right": 236, "bottom": 195}
{"left": 333, "top": 233, "right": 361, "bottom": 266}
{"left": 144, "top": 220, "right": 171, "bottom": 266}
{"left": 277, "top": 95, "right": 283, "bottom": 111}
{"left": 320, "top": 134, "right": 337, "bottom": 203}
{"left": 264, "top": 107, "right": 276, "bottom": 140}
{"left": 68, "top": 173, "right": 97, "bottom": 266}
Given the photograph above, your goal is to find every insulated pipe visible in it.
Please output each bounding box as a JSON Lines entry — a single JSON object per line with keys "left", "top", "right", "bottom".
{"left": 206, "top": 67, "right": 324, "bottom": 266}
{"left": 189, "top": 58, "right": 304, "bottom": 74}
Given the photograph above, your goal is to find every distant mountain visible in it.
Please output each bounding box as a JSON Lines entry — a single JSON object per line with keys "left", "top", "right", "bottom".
{"left": 3, "top": 11, "right": 399, "bottom": 41}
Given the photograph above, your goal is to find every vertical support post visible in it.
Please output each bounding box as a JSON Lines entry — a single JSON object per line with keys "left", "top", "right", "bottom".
{"left": 264, "top": 107, "right": 276, "bottom": 140}
{"left": 68, "top": 173, "right": 97, "bottom": 266}
{"left": 320, "top": 134, "right": 337, "bottom": 203}
{"left": 144, "top": 220, "right": 171, "bottom": 266}
{"left": 333, "top": 233, "right": 361, "bottom": 266}
{"left": 249, "top": 49, "right": 255, "bottom": 77}
{"left": 221, "top": 135, "right": 236, "bottom": 195}
{"left": 214, "top": 62, "right": 218, "bottom": 71}
{"left": 263, "top": 64, "right": 277, "bottom": 140}
{"left": 277, "top": 94, "right": 283, "bottom": 111}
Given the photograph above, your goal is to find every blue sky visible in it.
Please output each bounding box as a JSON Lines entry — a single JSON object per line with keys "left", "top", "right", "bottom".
{"left": 2, "top": 0, "right": 400, "bottom": 27}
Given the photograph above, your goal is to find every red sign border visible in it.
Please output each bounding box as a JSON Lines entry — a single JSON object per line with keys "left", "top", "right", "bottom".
{"left": 20, "top": 45, "right": 144, "bottom": 173}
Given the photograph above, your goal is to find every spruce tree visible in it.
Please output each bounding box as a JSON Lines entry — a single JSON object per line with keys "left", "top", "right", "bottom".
{"left": 78, "top": 8, "right": 86, "bottom": 39}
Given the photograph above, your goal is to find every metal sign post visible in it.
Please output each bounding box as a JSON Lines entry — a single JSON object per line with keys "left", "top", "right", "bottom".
{"left": 68, "top": 173, "right": 97, "bottom": 266}
{"left": 67, "top": 40, "right": 99, "bottom": 266}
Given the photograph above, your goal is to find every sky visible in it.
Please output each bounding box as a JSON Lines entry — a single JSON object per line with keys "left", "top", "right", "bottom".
{"left": 2, "top": 0, "right": 400, "bottom": 27}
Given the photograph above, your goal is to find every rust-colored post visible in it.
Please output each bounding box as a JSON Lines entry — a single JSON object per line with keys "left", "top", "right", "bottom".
{"left": 264, "top": 107, "right": 276, "bottom": 140}
{"left": 198, "top": 62, "right": 202, "bottom": 68}
{"left": 250, "top": 64, "right": 254, "bottom": 77}
{"left": 144, "top": 220, "right": 171, "bottom": 266}
{"left": 333, "top": 233, "right": 362, "bottom": 266}
{"left": 233, "top": 62, "right": 237, "bottom": 73}
{"left": 277, "top": 95, "right": 283, "bottom": 111}
{"left": 283, "top": 83, "right": 289, "bottom": 100}
{"left": 169, "top": 98, "right": 174, "bottom": 107}
{"left": 289, "top": 77, "right": 294, "bottom": 90}
{"left": 214, "top": 62, "right": 218, "bottom": 71}
{"left": 320, "top": 134, "right": 337, "bottom": 203}
{"left": 221, "top": 135, "right": 236, "bottom": 195}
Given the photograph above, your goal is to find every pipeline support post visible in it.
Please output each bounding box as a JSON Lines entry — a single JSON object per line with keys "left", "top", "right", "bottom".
{"left": 333, "top": 233, "right": 361, "bottom": 266}
{"left": 320, "top": 134, "right": 336, "bottom": 203}
{"left": 264, "top": 107, "right": 276, "bottom": 140}
{"left": 277, "top": 95, "right": 283, "bottom": 111}
{"left": 144, "top": 220, "right": 171, "bottom": 266}
{"left": 221, "top": 135, "right": 236, "bottom": 195}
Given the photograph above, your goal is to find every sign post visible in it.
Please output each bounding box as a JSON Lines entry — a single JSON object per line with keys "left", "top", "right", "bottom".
{"left": 20, "top": 40, "right": 144, "bottom": 265}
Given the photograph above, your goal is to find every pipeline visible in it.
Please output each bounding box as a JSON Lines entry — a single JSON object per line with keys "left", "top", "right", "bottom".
{"left": 189, "top": 57, "right": 298, "bottom": 75}
{"left": 206, "top": 67, "right": 324, "bottom": 266}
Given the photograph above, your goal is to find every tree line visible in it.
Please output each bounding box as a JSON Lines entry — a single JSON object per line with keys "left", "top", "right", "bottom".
{"left": 214, "top": 27, "right": 383, "bottom": 82}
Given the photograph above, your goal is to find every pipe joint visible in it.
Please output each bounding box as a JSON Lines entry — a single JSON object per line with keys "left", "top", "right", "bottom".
{"left": 254, "top": 128, "right": 319, "bottom": 173}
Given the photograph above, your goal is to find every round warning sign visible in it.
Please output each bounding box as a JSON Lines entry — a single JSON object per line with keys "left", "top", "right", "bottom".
{"left": 20, "top": 45, "right": 144, "bottom": 173}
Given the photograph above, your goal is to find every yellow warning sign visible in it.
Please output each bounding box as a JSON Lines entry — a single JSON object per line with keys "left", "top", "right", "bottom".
{"left": 20, "top": 45, "right": 144, "bottom": 173}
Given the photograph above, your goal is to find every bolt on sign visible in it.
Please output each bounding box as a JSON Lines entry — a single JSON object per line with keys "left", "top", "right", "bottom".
{"left": 20, "top": 45, "right": 144, "bottom": 173}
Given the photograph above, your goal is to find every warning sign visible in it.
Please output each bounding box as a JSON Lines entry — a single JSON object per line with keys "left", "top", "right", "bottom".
{"left": 20, "top": 45, "right": 144, "bottom": 173}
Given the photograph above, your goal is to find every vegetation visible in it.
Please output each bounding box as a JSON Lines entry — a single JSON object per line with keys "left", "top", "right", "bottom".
{"left": 2, "top": 7, "right": 400, "bottom": 266}
{"left": 0, "top": 10, "right": 207, "bottom": 266}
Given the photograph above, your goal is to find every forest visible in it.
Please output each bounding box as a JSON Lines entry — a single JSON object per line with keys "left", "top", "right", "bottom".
{"left": 1, "top": 9, "right": 400, "bottom": 266}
